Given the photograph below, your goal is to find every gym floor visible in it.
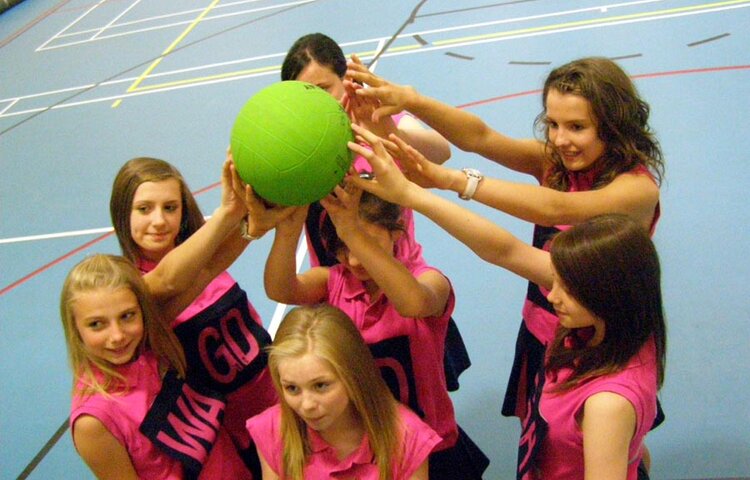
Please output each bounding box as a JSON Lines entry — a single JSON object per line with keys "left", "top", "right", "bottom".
{"left": 1, "top": 1, "right": 749, "bottom": 478}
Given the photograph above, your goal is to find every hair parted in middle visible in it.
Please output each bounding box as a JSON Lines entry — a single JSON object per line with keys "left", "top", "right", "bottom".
{"left": 533, "top": 57, "right": 664, "bottom": 192}
{"left": 281, "top": 32, "right": 347, "bottom": 82}
{"left": 268, "top": 304, "right": 402, "bottom": 480}
{"left": 110, "top": 157, "right": 205, "bottom": 263}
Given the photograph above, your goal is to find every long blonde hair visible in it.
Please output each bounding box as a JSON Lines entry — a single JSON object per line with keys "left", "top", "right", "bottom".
{"left": 268, "top": 305, "right": 401, "bottom": 480}
{"left": 60, "top": 254, "right": 186, "bottom": 397}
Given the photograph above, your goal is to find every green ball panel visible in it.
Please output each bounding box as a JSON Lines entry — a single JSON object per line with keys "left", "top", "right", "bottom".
{"left": 230, "top": 81, "right": 354, "bottom": 205}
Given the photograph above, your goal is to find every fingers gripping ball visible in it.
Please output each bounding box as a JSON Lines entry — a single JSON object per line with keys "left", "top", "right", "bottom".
{"left": 230, "top": 81, "right": 354, "bottom": 206}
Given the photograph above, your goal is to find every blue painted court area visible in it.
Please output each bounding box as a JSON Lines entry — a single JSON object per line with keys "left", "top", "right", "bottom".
{"left": 1, "top": 0, "right": 749, "bottom": 478}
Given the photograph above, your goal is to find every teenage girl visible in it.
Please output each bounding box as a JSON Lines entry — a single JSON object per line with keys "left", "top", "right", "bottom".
{"left": 247, "top": 304, "right": 442, "bottom": 480}
{"left": 62, "top": 254, "right": 249, "bottom": 479}
{"left": 347, "top": 126, "right": 666, "bottom": 479}
{"left": 345, "top": 57, "right": 665, "bottom": 436}
{"left": 263, "top": 179, "right": 489, "bottom": 479}
{"left": 281, "top": 31, "right": 471, "bottom": 392}
{"left": 109, "top": 155, "right": 291, "bottom": 476}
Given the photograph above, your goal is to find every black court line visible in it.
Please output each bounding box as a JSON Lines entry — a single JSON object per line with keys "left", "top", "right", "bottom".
{"left": 609, "top": 53, "right": 644, "bottom": 61}
{"left": 445, "top": 51, "right": 474, "bottom": 60}
{"left": 413, "top": 33, "right": 428, "bottom": 45}
{"left": 687, "top": 32, "right": 730, "bottom": 47}
{"left": 367, "top": 0, "right": 427, "bottom": 68}
{"left": 16, "top": 418, "right": 69, "bottom": 480}
{"left": 0, "top": 1, "right": 312, "bottom": 138}
{"left": 509, "top": 60, "right": 551, "bottom": 65}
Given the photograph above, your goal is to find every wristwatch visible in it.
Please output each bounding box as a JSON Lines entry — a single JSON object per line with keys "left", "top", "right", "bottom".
{"left": 459, "top": 168, "right": 483, "bottom": 201}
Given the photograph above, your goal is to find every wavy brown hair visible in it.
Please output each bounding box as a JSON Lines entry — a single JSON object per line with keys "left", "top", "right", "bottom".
{"left": 534, "top": 57, "right": 664, "bottom": 191}
{"left": 545, "top": 214, "right": 666, "bottom": 392}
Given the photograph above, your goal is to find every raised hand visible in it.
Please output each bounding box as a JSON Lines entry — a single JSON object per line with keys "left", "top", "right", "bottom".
{"left": 319, "top": 181, "right": 363, "bottom": 238}
{"left": 346, "top": 124, "right": 416, "bottom": 207}
{"left": 228, "top": 156, "right": 297, "bottom": 238}
{"left": 345, "top": 60, "right": 417, "bottom": 123}
{"left": 384, "top": 134, "right": 454, "bottom": 190}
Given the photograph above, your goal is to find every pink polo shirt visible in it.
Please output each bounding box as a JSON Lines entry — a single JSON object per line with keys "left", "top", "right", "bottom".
{"left": 71, "top": 352, "right": 183, "bottom": 479}
{"left": 246, "top": 404, "right": 441, "bottom": 479}
{"left": 535, "top": 339, "right": 658, "bottom": 479}
{"left": 70, "top": 352, "right": 249, "bottom": 479}
{"left": 327, "top": 262, "right": 458, "bottom": 451}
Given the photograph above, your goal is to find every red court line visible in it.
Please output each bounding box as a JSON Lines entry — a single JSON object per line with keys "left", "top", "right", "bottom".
{"left": 0, "top": 0, "right": 73, "bottom": 50}
{"left": 0, "top": 183, "right": 221, "bottom": 297}
{"left": 0, "top": 232, "right": 114, "bottom": 296}
{"left": 2, "top": 63, "right": 749, "bottom": 297}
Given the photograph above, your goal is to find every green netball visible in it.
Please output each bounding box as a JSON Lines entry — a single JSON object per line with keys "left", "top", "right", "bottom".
{"left": 230, "top": 81, "right": 354, "bottom": 206}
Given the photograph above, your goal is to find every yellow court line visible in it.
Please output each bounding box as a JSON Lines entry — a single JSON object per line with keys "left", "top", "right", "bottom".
{"left": 129, "top": 44, "right": 422, "bottom": 93}
{"left": 134, "top": 64, "right": 283, "bottom": 92}
{"left": 112, "top": 0, "right": 221, "bottom": 107}
{"left": 432, "top": 0, "right": 750, "bottom": 46}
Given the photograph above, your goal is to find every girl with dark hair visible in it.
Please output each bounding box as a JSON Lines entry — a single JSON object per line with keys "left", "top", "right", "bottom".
{"left": 347, "top": 125, "right": 666, "bottom": 480}
{"left": 281, "top": 32, "right": 472, "bottom": 394}
{"left": 345, "top": 58, "right": 666, "bottom": 456}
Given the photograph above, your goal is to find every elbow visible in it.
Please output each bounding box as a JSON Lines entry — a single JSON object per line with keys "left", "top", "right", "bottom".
{"left": 434, "top": 139, "right": 452, "bottom": 165}
{"left": 145, "top": 273, "right": 182, "bottom": 300}
{"left": 393, "top": 294, "right": 441, "bottom": 318}
{"left": 264, "top": 285, "right": 290, "bottom": 305}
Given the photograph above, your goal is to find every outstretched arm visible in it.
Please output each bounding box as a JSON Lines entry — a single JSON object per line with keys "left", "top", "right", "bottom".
{"left": 390, "top": 136, "right": 659, "bottom": 229}
{"left": 347, "top": 124, "right": 552, "bottom": 289}
{"left": 346, "top": 61, "right": 546, "bottom": 178}
{"left": 143, "top": 157, "right": 247, "bottom": 302}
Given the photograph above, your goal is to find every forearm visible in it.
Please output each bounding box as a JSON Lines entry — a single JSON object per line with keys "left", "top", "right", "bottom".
{"left": 264, "top": 225, "right": 307, "bottom": 304}
{"left": 407, "top": 94, "right": 546, "bottom": 175}
{"left": 405, "top": 185, "right": 552, "bottom": 288}
{"left": 443, "top": 171, "right": 578, "bottom": 226}
{"left": 341, "top": 230, "right": 440, "bottom": 317}
{"left": 144, "top": 205, "right": 244, "bottom": 299}
{"left": 405, "top": 93, "right": 489, "bottom": 154}
{"left": 394, "top": 122, "right": 451, "bottom": 165}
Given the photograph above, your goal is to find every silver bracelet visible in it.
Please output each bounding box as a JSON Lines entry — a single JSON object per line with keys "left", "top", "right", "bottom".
{"left": 240, "top": 217, "right": 265, "bottom": 241}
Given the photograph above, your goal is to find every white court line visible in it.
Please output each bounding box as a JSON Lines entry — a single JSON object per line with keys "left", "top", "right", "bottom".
{"left": 369, "top": 38, "right": 387, "bottom": 72}
{"left": 267, "top": 232, "right": 309, "bottom": 339}
{"left": 36, "top": 0, "right": 107, "bottom": 52}
{"left": 0, "top": 227, "right": 114, "bottom": 245}
{"left": 38, "top": 0, "right": 656, "bottom": 52}
{"left": 4, "top": 0, "right": 746, "bottom": 120}
{"left": 91, "top": 0, "right": 143, "bottom": 41}
{"left": 0, "top": 98, "right": 19, "bottom": 116}
{"left": 39, "top": 0, "right": 316, "bottom": 52}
